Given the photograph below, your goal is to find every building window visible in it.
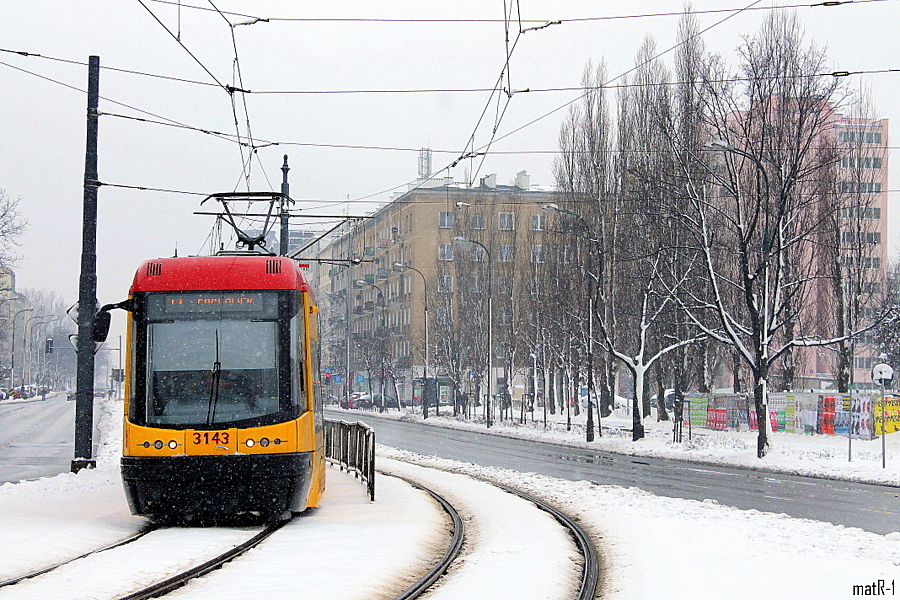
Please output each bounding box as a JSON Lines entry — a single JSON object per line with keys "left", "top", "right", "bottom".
{"left": 840, "top": 131, "right": 883, "bottom": 145}
{"left": 438, "top": 275, "right": 453, "bottom": 293}
{"left": 855, "top": 356, "right": 880, "bottom": 370}
{"left": 439, "top": 211, "right": 455, "bottom": 229}
{"left": 438, "top": 244, "right": 454, "bottom": 261}
{"left": 498, "top": 212, "right": 514, "bottom": 231}
{"left": 841, "top": 156, "right": 883, "bottom": 169}
{"left": 841, "top": 256, "right": 881, "bottom": 269}
{"left": 840, "top": 181, "right": 882, "bottom": 194}
{"left": 531, "top": 244, "right": 544, "bottom": 264}
{"left": 841, "top": 206, "right": 881, "bottom": 220}
{"left": 471, "top": 213, "right": 485, "bottom": 230}
{"left": 859, "top": 281, "right": 882, "bottom": 294}
{"left": 497, "top": 277, "right": 513, "bottom": 295}
{"left": 532, "top": 214, "right": 546, "bottom": 231}
{"left": 842, "top": 231, "right": 881, "bottom": 245}
{"left": 499, "top": 244, "right": 515, "bottom": 262}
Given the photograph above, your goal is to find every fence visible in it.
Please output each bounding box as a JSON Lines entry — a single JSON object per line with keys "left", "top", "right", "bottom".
{"left": 324, "top": 419, "right": 376, "bottom": 501}
{"left": 681, "top": 392, "right": 898, "bottom": 440}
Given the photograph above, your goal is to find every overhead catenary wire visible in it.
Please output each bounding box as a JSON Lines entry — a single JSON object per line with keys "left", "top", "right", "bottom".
{"left": 2, "top": 46, "right": 896, "bottom": 95}
{"left": 141, "top": 0, "right": 890, "bottom": 25}
{"left": 0, "top": 0, "right": 888, "bottom": 213}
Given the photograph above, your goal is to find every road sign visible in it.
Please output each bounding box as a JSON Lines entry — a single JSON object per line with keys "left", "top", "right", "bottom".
{"left": 872, "top": 363, "right": 894, "bottom": 385}
{"left": 333, "top": 375, "right": 343, "bottom": 384}
{"left": 356, "top": 374, "right": 365, "bottom": 384}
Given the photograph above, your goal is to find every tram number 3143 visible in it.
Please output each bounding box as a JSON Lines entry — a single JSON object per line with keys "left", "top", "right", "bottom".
{"left": 192, "top": 431, "right": 230, "bottom": 445}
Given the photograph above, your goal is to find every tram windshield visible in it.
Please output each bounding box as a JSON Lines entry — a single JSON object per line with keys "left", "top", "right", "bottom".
{"left": 139, "top": 291, "right": 290, "bottom": 428}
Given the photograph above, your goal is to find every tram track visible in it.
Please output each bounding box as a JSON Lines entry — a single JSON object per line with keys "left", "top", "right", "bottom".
{"left": 383, "top": 463, "right": 600, "bottom": 600}
{"left": 115, "top": 520, "right": 287, "bottom": 600}
{"left": 0, "top": 520, "right": 287, "bottom": 600}
{"left": 0, "top": 527, "right": 156, "bottom": 589}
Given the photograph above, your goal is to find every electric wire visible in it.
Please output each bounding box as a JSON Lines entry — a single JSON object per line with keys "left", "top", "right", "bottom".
{"left": 0, "top": 0, "right": 887, "bottom": 210}
{"left": 141, "top": 0, "right": 890, "bottom": 25}
{"left": 2, "top": 46, "right": 895, "bottom": 95}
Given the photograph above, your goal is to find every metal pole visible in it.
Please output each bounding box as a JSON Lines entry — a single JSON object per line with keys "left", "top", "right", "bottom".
{"left": 280, "top": 155, "right": 290, "bottom": 256}
{"left": 881, "top": 384, "right": 887, "bottom": 469}
{"left": 73, "top": 55, "right": 100, "bottom": 472}
{"left": 398, "top": 264, "right": 429, "bottom": 418}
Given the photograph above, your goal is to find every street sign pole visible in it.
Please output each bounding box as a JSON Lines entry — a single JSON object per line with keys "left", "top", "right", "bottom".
{"left": 871, "top": 362, "right": 893, "bottom": 469}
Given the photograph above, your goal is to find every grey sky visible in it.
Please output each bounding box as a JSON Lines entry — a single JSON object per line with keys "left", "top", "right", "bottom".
{"left": 0, "top": 0, "right": 897, "bottom": 341}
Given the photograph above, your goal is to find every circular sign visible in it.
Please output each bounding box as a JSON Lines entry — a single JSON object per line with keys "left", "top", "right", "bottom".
{"left": 872, "top": 363, "right": 893, "bottom": 384}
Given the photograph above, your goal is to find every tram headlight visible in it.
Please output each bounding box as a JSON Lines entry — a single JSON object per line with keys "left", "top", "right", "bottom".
{"left": 260, "top": 437, "right": 270, "bottom": 447}
{"left": 153, "top": 440, "right": 164, "bottom": 449}
{"left": 168, "top": 440, "right": 178, "bottom": 449}
{"left": 245, "top": 439, "right": 255, "bottom": 448}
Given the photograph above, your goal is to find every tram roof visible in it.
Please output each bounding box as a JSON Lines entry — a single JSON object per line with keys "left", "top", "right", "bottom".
{"left": 130, "top": 255, "right": 312, "bottom": 294}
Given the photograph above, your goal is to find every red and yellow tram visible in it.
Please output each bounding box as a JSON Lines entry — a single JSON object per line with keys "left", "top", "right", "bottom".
{"left": 119, "top": 254, "right": 324, "bottom": 521}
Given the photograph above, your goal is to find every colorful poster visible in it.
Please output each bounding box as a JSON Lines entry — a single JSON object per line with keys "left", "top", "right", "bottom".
{"left": 689, "top": 394, "right": 708, "bottom": 428}
{"left": 874, "top": 395, "right": 900, "bottom": 436}
{"left": 852, "top": 395, "right": 874, "bottom": 440}
{"left": 784, "top": 395, "right": 797, "bottom": 434}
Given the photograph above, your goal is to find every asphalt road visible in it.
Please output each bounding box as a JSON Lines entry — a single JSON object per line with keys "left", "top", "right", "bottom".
{"left": 0, "top": 392, "right": 78, "bottom": 484}
{"left": 330, "top": 409, "right": 900, "bottom": 536}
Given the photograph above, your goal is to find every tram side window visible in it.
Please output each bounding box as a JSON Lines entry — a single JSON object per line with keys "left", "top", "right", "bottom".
{"left": 146, "top": 319, "right": 280, "bottom": 426}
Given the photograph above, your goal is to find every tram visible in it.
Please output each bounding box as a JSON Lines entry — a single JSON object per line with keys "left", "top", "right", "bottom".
{"left": 116, "top": 254, "right": 325, "bottom": 521}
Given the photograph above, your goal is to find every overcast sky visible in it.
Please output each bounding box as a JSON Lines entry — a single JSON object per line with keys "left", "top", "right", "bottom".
{"left": 1, "top": 0, "right": 897, "bottom": 340}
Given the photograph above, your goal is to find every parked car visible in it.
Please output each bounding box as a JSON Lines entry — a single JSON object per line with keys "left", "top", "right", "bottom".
{"left": 339, "top": 392, "right": 373, "bottom": 409}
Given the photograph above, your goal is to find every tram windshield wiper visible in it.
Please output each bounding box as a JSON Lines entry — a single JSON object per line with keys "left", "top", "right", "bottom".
{"left": 206, "top": 330, "right": 222, "bottom": 425}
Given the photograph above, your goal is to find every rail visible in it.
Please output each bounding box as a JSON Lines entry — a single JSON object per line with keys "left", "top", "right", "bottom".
{"left": 324, "top": 419, "right": 376, "bottom": 501}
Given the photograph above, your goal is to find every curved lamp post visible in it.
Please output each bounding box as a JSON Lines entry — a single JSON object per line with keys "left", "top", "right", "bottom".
{"left": 355, "top": 280, "right": 391, "bottom": 411}
{"left": 10, "top": 308, "right": 33, "bottom": 390}
{"left": 454, "top": 236, "right": 493, "bottom": 428}
{"left": 395, "top": 263, "right": 430, "bottom": 418}
{"left": 543, "top": 203, "right": 602, "bottom": 442}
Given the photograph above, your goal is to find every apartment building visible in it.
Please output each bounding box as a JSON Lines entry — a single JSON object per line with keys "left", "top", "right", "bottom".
{"left": 800, "top": 116, "right": 890, "bottom": 390}
{"left": 313, "top": 171, "right": 555, "bottom": 405}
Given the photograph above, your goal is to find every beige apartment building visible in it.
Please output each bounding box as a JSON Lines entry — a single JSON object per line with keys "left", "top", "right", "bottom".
{"left": 312, "top": 171, "right": 555, "bottom": 406}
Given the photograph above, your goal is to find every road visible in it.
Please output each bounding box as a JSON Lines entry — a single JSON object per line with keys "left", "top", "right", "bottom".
{"left": 332, "top": 409, "right": 900, "bottom": 536}
{"left": 0, "top": 392, "right": 78, "bottom": 484}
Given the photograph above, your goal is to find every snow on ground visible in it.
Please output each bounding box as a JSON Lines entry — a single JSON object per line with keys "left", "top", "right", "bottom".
{"left": 377, "top": 457, "right": 582, "bottom": 600}
{"left": 0, "top": 396, "right": 897, "bottom": 599}
{"left": 378, "top": 446, "right": 900, "bottom": 600}
{"left": 333, "top": 403, "right": 900, "bottom": 486}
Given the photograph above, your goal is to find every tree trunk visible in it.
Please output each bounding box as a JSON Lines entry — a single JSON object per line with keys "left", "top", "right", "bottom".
{"left": 753, "top": 370, "right": 770, "bottom": 458}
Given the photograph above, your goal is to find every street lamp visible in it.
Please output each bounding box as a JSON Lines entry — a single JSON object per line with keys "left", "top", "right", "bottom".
{"left": 454, "top": 235, "right": 493, "bottom": 427}
{"left": 10, "top": 307, "right": 32, "bottom": 390}
{"left": 327, "top": 292, "right": 351, "bottom": 404}
{"left": 355, "top": 280, "right": 391, "bottom": 411}
{"left": 543, "top": 203, "right": 601, "bottom": 441}
{"left": 394, "top": 262, "right": 430, "bottom": 418}
{"left": 23, "top": 315, "right": 50, "bottom": 390}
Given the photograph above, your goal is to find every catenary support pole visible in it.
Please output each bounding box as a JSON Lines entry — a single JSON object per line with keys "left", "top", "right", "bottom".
{"left": 280, "top": 155, "right": 290, "bottom": 256}
{"left": 73, "top": 55, "right": 100, "bottom": 473}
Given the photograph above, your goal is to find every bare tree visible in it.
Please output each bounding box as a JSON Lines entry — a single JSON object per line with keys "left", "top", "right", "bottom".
{"left": 0, "top": 189, "right": 26, "bottom": 267}
{"left": 679, "top": 11, "right": 847, "bottom": 457}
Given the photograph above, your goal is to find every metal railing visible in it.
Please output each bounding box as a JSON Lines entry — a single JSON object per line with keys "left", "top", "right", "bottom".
{"left": 324, "top": 419, "right": 375, "bottom": 501}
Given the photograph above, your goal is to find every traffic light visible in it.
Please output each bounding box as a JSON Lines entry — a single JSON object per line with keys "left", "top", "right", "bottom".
{"left": 45, "top": 338, "right": 53, "bottom": 353}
